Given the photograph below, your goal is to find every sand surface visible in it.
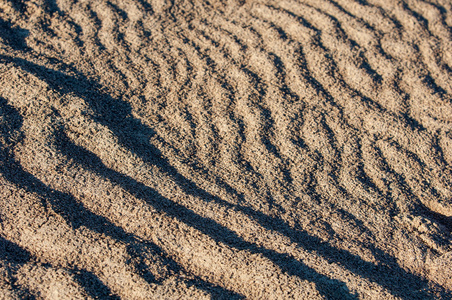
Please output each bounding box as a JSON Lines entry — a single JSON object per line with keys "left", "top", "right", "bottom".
{"left": 0, "top": 0, "right": 452, "bottom": 298}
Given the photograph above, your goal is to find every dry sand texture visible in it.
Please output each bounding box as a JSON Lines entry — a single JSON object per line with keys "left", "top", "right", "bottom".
{"left": 1, "top": 0, "right": 452, "bottom": 298}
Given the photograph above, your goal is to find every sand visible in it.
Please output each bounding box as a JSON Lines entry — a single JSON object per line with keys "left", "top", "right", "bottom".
{"left": 0, "top": 0, "right": 451, "bottom": 298}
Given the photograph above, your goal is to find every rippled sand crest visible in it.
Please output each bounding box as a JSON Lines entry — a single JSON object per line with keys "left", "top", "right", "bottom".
{"left": 0, "top": 0, "right": 451, "bottom": 298}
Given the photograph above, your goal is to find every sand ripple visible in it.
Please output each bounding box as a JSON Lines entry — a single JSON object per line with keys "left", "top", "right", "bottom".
{"left": 1, "top": 0, "right": 451, "bottom": 298}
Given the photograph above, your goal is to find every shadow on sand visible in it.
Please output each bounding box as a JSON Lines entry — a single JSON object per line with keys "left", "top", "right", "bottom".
{"left": 1, "top": 53, "right": 448, "bottom": 299}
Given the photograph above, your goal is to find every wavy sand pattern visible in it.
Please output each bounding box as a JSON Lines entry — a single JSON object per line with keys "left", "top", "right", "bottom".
{"left": 1, "top": 0, "right": 452, "bottom": 298}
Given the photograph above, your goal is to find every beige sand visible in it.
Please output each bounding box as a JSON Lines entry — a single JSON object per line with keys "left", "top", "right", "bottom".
{"left": 0, "top": 0, "right": 451, "bottom": 298}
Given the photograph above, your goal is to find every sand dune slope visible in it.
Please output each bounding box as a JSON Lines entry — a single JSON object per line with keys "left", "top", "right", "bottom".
{"left": 1, "top": 0, "right": 452, "bottom": 298}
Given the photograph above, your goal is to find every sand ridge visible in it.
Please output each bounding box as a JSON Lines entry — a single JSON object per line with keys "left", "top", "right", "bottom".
{"left": 0, "top": 0, "right": 451, "bottom": 298}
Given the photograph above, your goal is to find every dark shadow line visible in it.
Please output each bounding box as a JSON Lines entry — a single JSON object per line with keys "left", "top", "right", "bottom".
{"left": 0, "top": 236, "right": 32, "bottom": 265}
{"left": 185, "top": 276, "right": 245, "bottom": 300}
{"left": 45, "top": 0, "right": 62, "bottom": 15}
{"left": 4, "top": 0, "right": 27, "bottom": 14}
{"left": 0, "top": 236, "right": 37, "bottom": 299}
{"left": 106, "top": 1, "right": 128, "bottom": 21}
{"left": 0, "top": 18, "right": 30, "bottom": 50}
{"left": 71, "top": 268, "right": 121, "bottom": 300}
{"left": 136, "top": 0, "right": 155, "bottom": 15}
{"left": 400, "top": 1, "right": 429, "bottom": 30}
{"left": 422, "top": 73, "right": 449, "bottom": 97}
